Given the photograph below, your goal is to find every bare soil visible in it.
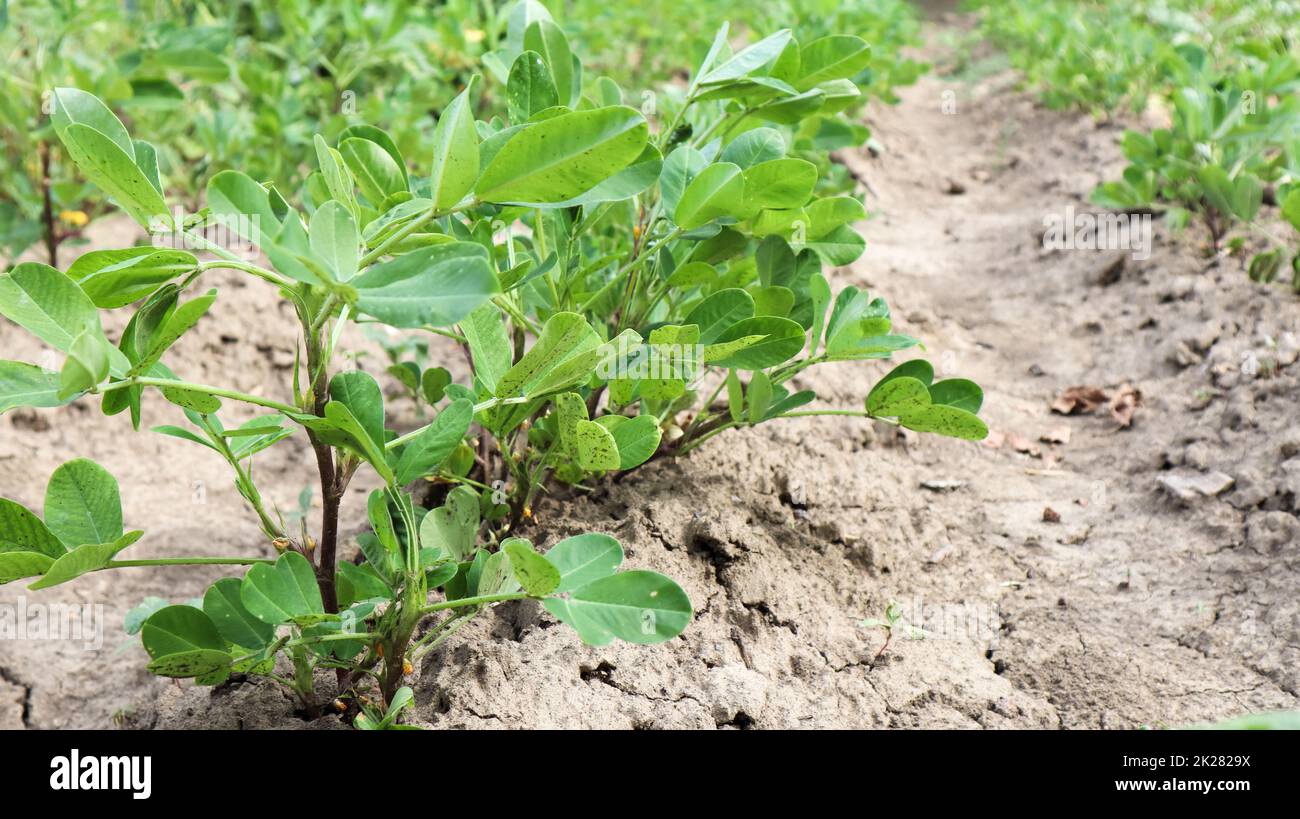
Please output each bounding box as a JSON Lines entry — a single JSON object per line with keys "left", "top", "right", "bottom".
{"left": 3, "top": 13, "right": 1297, "bottom": 729}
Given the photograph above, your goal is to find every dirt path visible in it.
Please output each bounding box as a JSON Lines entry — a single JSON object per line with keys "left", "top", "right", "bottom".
{"left": 4, "top": 13, "right": 1297, "bottom": 729}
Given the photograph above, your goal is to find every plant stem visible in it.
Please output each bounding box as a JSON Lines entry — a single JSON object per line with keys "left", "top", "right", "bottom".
{"left": 419, "top": 592, "right": 529, "bottom": 614}
{"left": 302, "top": 313, "right": 341, "bottom": 614}
{"left": 39, "top": 140, "right": 58, "bottom": 267}
{"left": 197, "top": 258, "right": 292, "bottom": 289}
{"left": 778, "top": 409, "right": 877, "bottom": 419}
{"left": 384, "top": 396, "right": 531, "bottom": 450}
{"left": 96, "top": 376, "right": 299, "bottom": 415}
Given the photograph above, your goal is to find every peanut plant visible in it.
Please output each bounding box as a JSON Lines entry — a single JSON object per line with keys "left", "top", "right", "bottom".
{"left": 0, "top": 1, "right": 985, "bottom": 725}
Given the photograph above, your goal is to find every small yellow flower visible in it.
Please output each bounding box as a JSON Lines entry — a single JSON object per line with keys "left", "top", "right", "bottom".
{"left": 59, "top": 210, "right": 89, "bottom": 228}
{"left": 272, "top": 537, "right": 291, "bottom": 552}
{"left": 464, "top": 29, "right": 485, "bottom": 44}
{"left": 402, "top": 659, "right": 414, "bottom": 675}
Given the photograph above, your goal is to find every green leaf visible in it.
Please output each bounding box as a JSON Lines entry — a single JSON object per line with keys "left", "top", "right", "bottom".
{"left": 710, "top": 316, "right": 805, "bottom": 369}
{"left": 147, "top": 649, "right": 232, "bottom": 679}
{"left": 460, "top": 304, "right": 512, "bottom": 394}
{"left": 720, "top": 128, "right": 786, "bottom": 168}
{"left": 508, "top": 51, "right": 560, "bottom": 123}
{"left": 353, "top": 242, "right": 498, "bottom": 329}
{"left": 553, "top": 392, "right": 588, "bottom": 457}
{"left": 674, "top": 162, "right": 744, "bottom": 229}
{"left": 52, "top": 89, "right": 169, "bottom": 230}
{"left": 532, "top": 329, "right": 640, "bottom": 398}
{"left": 752, "top": 285, "right": 794, "bottom": 317}
{"left": 660, "top": 146, "right": 707, "bottom": 216}
{"left": 899, "top": 405, "right": 988, "bottom": 440}
{"left": 699, "top": 30, "right": 792, "bottom": 85}
{"left": 543, "top": 570, "right": 692, "bottom": 645}
{"left": 544, "top": 533, "right": 623, "bottom": 594}
{"left": 805, "top": 224, "right": 866, "bottom": 265}
{"left": 67, "top": 248, "right": 197, "bottom": 309}
{"left": 726, "top": 368, "right": 744, "bottom": 422}
{"left": 0, "top": 263, "right": 103, "bottom": 354}
{"left": 877, "top": 359, "right": 934, "bottom": 388}
{"left": 339, "top": 124, "right": 408, "bottom": 188}
{"left": 805, "top": 196, "right": 865, "bottom": 239}
{"left": 368, "top": 490, "right": 401, "bottom": 566}
{"left": 524, "top": 20, "right": 575, "bottom": 108}
{"left": 203, "top": 577, "right": 275, "bottom": 649}
{"left": 575, "top": 419, "right": 620, "bottom": 470}
{"left": 605, "top": 414, "right": 661, "bottom": 468}
{"left": 124, "top": 597, "right": 170, "bottom": 635}
{"left": 551, "top": 144, "right": 662, "bottom": 207}
{"left": 747, "top": 370, "right": 772, "bottom": 423}
{"left": 928, "top": 379, "right": 983, "bottom": 413}
{"left": 503, "top": 537, "right": 561, "bottom": 596}
{"left": 50, "top": 88, "right": 134, "bottom": 157}
{"left": 421, "top": 367, "right": 451, "bottom": 404}
{"left": 240, "top": 551, "right": 325, "bottom": 626}
{"left": 323, "top": 401, "right": 395, "bottom": 483}
{"left": 128, "top": 290, "right": 216, "bottom": 376}
{"left": 429, "top": 82, "right": 481, "bottom": 210}
{"left": 329, "top": 370, "right": 386, "bottom": 454}
{"left": 159, "top": 385, "right": 221, "bottom": 413}
{"left": 684, "top": 288, "right": 755, "bottom": 344}
{"left": 28, "top": 530, "right": 142, "bottom": 589}
{"left": 0, "top": 552, "right": 56, "bottom": 585}
{"left": 476, "top": 106, "right": 648, "bottom": 205}
{"left": 866, "top": 375, "right": 931, "bottom": 417}
{"left": 666, "top": 261, "right": 717, "bottom": 289}
{"left": 309, "top": 201, "right": 360, "bottom": 281}
{"left": 473, "top": 548, "right": 518, "bottom": 597}
{"left": 206, "top": 170, "right": 279, "bottom": 246}
{"left": 796, "top": 36, "right": 873, "bottom": 89}
{"left": 824, "top": 286, "right": 888, "bottom": 355}
{"left": 141, "top": 605, "right": 230, "bottom": 678}
{"left": 1281, "top": 189, "right": 1300, "bottom": 231}
{"left": 0, "top": 361, "right": 68, "bottom": 415}
{"left": 741, "top": 159, "right": 817, "bottom": 212}
{"left": 340, "top": 137, "right": 407, "bottom": 206}
{"left": 43, "top": 458, "right": 123, "bottom": 548}
{"left": 418, "top": 485, "right": 479, "bottom": 562}
{"left": 141, "top": 604, "right": 227, "bottom": 657}
{"left": 807, "top": 273, "right": 831, "bottom": 353}
{"left": 0, "top": 498, "right": 66, "bottom": 558}
{"left": 314, "top": 134, "right": 358, "bottom": 216}
{"left": 395, "top": 398, "right": 474, "bottom": 485}
{"left": 495, "top": 312, "right": 600, "bottom": 401}
{"left": 58, "top": 329, "right": 112, "bottom": 399}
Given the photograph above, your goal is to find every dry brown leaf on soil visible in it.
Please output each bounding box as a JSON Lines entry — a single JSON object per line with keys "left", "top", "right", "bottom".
{"left": 1040, "top": 426, "right": 1072, "bottom": 444}
{"left": 1109, "top": 383, "right": 1142, "bottom": 428}
{"left": 1110, "top": 384, "right": 1142, "bottom": 428}
{"left": 1050, "top": 385, "right": 1109, "bottom": 415}
{"left": 1006, "top": 433, "right": 1042, "bottom": 457}
{"left": 1042, "top": 507, "right": 1061, "bottom": 523}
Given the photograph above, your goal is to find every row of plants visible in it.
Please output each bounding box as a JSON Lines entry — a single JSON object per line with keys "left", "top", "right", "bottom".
{"left": 969, "top": 0, "right": 1300, "bottom": 288}
{"left": 1, "top": 0, "right": 928, "bottom": 269}
{"left": 0, "top": 1, "right": 986, "bottom": 726}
